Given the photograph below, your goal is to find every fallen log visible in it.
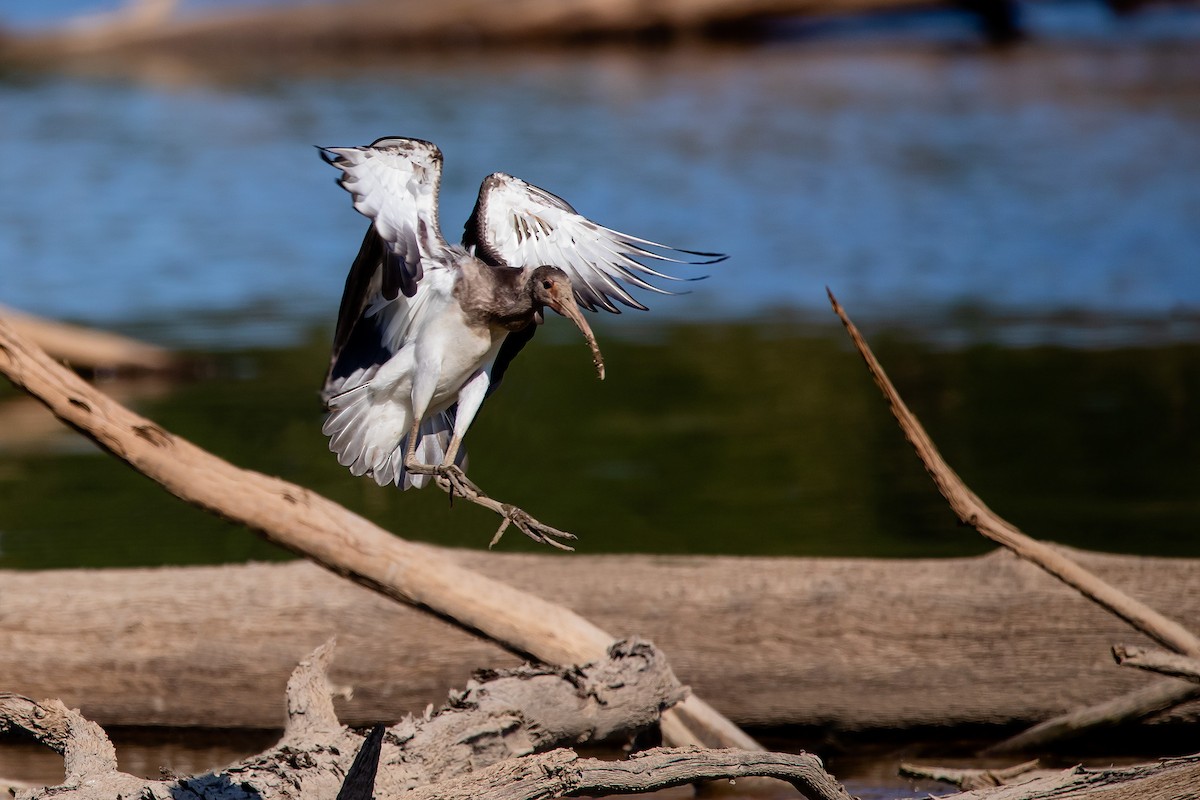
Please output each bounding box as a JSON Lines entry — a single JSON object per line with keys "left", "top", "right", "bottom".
{"left": 2, "top": 549, "right": 1198, "bottom": 732}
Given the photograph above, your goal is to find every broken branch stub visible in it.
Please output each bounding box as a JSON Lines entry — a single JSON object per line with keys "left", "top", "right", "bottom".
{"left": 1113, "top": 645, "right": 1200, "bottom": 685}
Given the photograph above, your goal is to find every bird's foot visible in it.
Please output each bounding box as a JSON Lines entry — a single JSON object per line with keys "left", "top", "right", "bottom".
{"left": 491, "top": 504, "right": 577, "bottom": 551}
{"left": 432, "top": 463, "right": 481, "bottom": 500}
{"left": 411, "top": 457, "right": 576, "bottom": 550}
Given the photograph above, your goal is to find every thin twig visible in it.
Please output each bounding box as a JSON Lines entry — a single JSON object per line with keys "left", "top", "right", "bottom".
{"left": 827, "top": 289, "right": 1200, "bottom": 657}
{"left": 827, "top": 289, "right": 1200, "bottom": 753}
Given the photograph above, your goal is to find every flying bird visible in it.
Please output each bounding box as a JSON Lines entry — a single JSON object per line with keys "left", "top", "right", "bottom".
{"left": 319, "top": 136, "right": 723, "bottom": 547}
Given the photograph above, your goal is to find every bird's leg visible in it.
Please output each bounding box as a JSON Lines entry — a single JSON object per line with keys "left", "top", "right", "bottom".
{"left": 404, "top": 371, "right": 577, "bottom": 550}
{"left": 401, "top": 418, "right": 434, "bottom": 475}
{"left": 430, "top": 370, "right": 490, "bottom": 501}
{"left": 432, "top": 433, "right": 479, "bottom": 500}
{"left": 411, "top": 447, "right": 574, "bottom": 549}
{"left": 399, "top": 425, "right": 475, "bottom": 495}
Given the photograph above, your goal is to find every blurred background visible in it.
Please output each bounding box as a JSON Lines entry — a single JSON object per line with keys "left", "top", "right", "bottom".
{"left": 1, "top": 0, "right": 1199, "bottom": 569}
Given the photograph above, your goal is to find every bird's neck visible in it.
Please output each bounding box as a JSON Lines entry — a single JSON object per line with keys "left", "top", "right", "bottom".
{"left": 455, "top": 261, "right": 537, "bottom": 332}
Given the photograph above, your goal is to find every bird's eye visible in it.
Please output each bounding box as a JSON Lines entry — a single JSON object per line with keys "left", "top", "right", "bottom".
{"left": 541, "top": 280, "right": 553, "bottom": 290}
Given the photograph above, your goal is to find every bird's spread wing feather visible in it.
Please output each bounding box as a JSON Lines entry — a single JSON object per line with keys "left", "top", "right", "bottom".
{"left": 320, "top": 137, "right": 457, "bottom": 401}
{"left": 463, "top": 172, "right": 725, "bottom": 313}
{"left": 319, "top": 137, "right": 450, "bottom": 300}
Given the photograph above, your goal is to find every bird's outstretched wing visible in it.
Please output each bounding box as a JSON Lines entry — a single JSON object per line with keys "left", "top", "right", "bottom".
{"left": 463, "top": 172, "right": 725, "bottom": 313}
{"left": 319, "top": 136, "right": 449, "bottom": 300}
{"left": 319, "top": 137, "right": 454, "bottom": 398}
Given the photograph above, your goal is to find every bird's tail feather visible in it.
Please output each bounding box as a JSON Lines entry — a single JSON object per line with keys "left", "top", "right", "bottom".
{"left": 323, "top": 385, "right": 410, "bottom": 484}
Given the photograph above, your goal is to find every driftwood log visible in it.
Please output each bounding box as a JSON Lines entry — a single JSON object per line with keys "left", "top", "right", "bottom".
{"left": 6, "top": 642, "right": 1197, "bottom": 800}
{"left": 2, "top": 549, "right": 1199, "bottom": 732}
{"left": 0, "top": 318, "right": 753, "bottom": 754}
{"left": 1, "top": 639, "right": 853, "bottom": 800}
{"left": 1, "top": 0, "right": 981, "bottom": 59}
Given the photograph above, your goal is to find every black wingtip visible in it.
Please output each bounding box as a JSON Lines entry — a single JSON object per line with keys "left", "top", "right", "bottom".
{"left": 684, "top": 250, "right": 729, "bottom": 265}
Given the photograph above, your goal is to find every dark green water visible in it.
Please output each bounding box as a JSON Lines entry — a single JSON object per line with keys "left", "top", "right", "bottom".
{"left": 3, "top": 315, "right": 1198, "bottom": 568}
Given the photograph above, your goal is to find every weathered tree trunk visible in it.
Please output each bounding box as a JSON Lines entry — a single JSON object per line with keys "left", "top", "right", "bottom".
{"left": 3, "top": 549, "right": 1198, "bottom": 732}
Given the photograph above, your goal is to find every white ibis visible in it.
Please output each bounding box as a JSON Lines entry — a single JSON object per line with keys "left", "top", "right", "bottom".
{"left": 319, "top": 136, "right": 723, "bottom": 547}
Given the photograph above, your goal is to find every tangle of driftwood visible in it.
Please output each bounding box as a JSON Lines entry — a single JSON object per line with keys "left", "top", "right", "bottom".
{"left": 0, "top": 639, "right": 853, "bottom": 800}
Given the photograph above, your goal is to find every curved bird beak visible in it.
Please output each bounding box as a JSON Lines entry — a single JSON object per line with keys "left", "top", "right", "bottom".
{"left": 547, "top": 285, "right": 605, "bottom": 380}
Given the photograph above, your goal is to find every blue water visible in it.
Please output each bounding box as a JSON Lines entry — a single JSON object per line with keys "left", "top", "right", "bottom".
{"left": 2, "top": 10, "right": 1199, "bottom": 349}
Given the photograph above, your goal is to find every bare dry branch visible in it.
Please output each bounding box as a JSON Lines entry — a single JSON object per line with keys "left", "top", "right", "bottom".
{"left": 827, "top": 289, "right": 1200, "bottom": 752}
{"left": 984, "top": 680, "right": 1200, "bottom": 756}
{"left": 935, "top": 755, "right": 1200, "bottom": 800}
{"left": 826, "top": 290, "right": 1200, "bottom": 656}
{"left": 0, "top": 693, "right": 119, "bottom": 783}
{"left": 401, "top": 747, "right": 854, "bottom": 800}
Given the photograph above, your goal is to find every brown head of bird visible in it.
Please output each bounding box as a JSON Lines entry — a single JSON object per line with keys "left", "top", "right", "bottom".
{"left": 529, "top": 265, "right": 605, "bottom": 380}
